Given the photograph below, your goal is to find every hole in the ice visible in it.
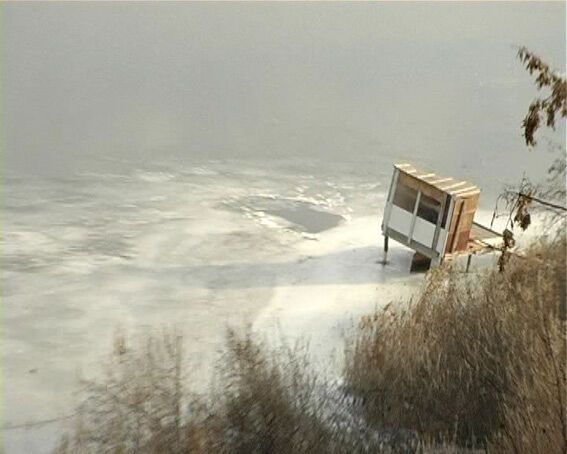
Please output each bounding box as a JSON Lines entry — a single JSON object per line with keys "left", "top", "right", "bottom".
{"left": 244, "top": 196, "right": 344, "bottom": 233}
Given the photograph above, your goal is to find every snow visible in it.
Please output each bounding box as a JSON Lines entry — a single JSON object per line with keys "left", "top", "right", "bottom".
{"left": 3, "top": 158, "right": 531, "bottom": 452}
{"left": 253, "top": 215, "right": 423, "bottom": 379}
{"left": 4, "top": 160, "right": 397, "bottom": 452}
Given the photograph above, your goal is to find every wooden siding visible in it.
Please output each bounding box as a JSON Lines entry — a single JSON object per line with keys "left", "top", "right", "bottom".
{"left": 445, "top": 193, "right": 479, "bottom": 254}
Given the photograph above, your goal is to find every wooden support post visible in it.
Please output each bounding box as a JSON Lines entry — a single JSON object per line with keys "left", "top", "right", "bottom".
{"left": 466, "top": 254, "right": 472, "bottom": 273}
{"left": 383, "top": 235, "right": 389, "bottom": 263}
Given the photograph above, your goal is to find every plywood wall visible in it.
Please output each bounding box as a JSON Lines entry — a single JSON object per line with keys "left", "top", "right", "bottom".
{"left": 445, "top": 194, "right": 479, "bottom": 254}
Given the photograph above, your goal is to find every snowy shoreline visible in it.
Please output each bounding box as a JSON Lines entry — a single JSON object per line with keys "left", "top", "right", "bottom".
{"left": 253, "top": 215, "right": 424, "bottom": 380}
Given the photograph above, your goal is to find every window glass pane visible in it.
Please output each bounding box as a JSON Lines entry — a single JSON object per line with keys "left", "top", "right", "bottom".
{"left": 417, "top": 193, "right": 441, "bottom": 224}
{"left": 393, "top": 184, "right": 417, "bottom": 212}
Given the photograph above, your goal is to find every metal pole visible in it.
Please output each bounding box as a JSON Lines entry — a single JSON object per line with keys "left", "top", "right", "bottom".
{"left": 383, "top": 235, "right": 389, "bottom": 264}
{"left": 466, "top": 254, "right": 472, "bottom": 273}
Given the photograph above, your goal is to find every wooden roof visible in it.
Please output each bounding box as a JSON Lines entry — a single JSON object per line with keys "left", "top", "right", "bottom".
{"left": 395, "top": 163, "right": 480, "bottom": 197}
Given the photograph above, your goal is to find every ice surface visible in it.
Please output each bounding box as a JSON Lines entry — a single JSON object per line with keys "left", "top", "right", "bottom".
{"left": 227, "top": 195, "right": 345, "bottom": 233}
{"left": 3, "top": 160, "right": 394, "bottom": 452}
{"left": 2, "top": 158, "right": 541, "bottom": 452}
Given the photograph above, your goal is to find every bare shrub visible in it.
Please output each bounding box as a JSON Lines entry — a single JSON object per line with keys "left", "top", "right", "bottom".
{"left": 212, "top": 329, "right": 430, "bottom": 453}
{"left": 55, "top": 327, "right": 427, "bottom": 453}
{"left": 346, "top": 236, "right": 566, "bottom": 452}
{"left": 54, "top": 330, "right": 208, "bottom": 454}
{"left": 54, "top": 329, "right": 340, "bottom": 454}
{"left": 212, "top": 329, "right": 335, "bottom": 454}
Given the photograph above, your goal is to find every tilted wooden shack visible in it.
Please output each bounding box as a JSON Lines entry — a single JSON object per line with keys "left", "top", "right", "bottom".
{"left": 381, "top": 163, "right": 500, "bottom": 270}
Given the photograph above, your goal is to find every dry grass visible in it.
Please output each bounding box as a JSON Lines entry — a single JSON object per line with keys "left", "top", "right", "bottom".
{"left": 346, "top": 236, "right": 566, "bottom": 452}
{"left": 55, "top": 330, "right": 208, "bottom": 453}
{"left": 54, "top": 328, "right": 339, "bottom": 454}
{"left": 54, "top": 328, "right": 417, "bottom": 453}
{"left": 212, "top": 329, "right": 335, "bottom": 454}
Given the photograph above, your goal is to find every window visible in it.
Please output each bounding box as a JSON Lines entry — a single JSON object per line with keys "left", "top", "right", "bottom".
{"left": 393, "top": 183, "right": 418, "bottom": 212}
{"left": 417, "top": 193, "right": 441, "bottom": 224}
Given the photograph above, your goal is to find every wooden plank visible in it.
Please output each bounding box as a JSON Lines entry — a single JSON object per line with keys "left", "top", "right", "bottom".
{"left": 447, "top": 199, "right": 464, "bottom": 253}
{"left": 439, "top": 181, "right": 467, "bottom": 191}
{"left": 429, "top": 177, "right": 453, "bottom": 185}
{"left": 457, "top": 189, "right": 481, "bottom": 198}
{"left": 471, "top": 221, "right": 502, "bottom": 240}
{"left": 450, "top": 185, "right": 479, "bottom": 195}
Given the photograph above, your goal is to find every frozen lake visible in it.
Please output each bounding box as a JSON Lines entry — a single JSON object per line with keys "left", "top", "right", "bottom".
{"left": 2, "top": 158, "right": 397, "bottom": 451}
{"left": 1, "top": 156, "right": 546, "bottom": 452}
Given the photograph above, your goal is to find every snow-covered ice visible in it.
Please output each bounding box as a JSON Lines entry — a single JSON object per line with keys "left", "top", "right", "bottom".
{"left": 2, "top": 158, "right": 536, "bottom": 452}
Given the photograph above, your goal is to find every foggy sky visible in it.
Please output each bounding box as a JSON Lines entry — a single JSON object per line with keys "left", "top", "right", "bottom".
{"left": 3, "top": 2, "right": 565, "bottom": 176}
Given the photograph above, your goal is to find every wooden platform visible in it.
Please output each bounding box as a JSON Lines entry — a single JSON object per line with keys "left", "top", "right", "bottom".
{"left": 444, "top": 222, "right": 503, "bottom": 260}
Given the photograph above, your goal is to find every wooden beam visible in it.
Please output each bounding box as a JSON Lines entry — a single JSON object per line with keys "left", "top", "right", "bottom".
{"left": 429, "top": 177, "right": 453, "bottom": 185}
{"left": 450, "top": 185, "right": 479, "bottom": 195}
{"left": 439, "top": 181, "right": 467, "bottom": 191}
{"left": 457, "top": 190, "right": 482, "bottom": 198}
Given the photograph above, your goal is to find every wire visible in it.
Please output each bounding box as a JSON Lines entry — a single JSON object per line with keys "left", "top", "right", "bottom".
{"left": 506, "top": 191, "right": 567, "bottom": 212}
{"left": 1, "top": 413, "right": 76, "bottom": 431}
